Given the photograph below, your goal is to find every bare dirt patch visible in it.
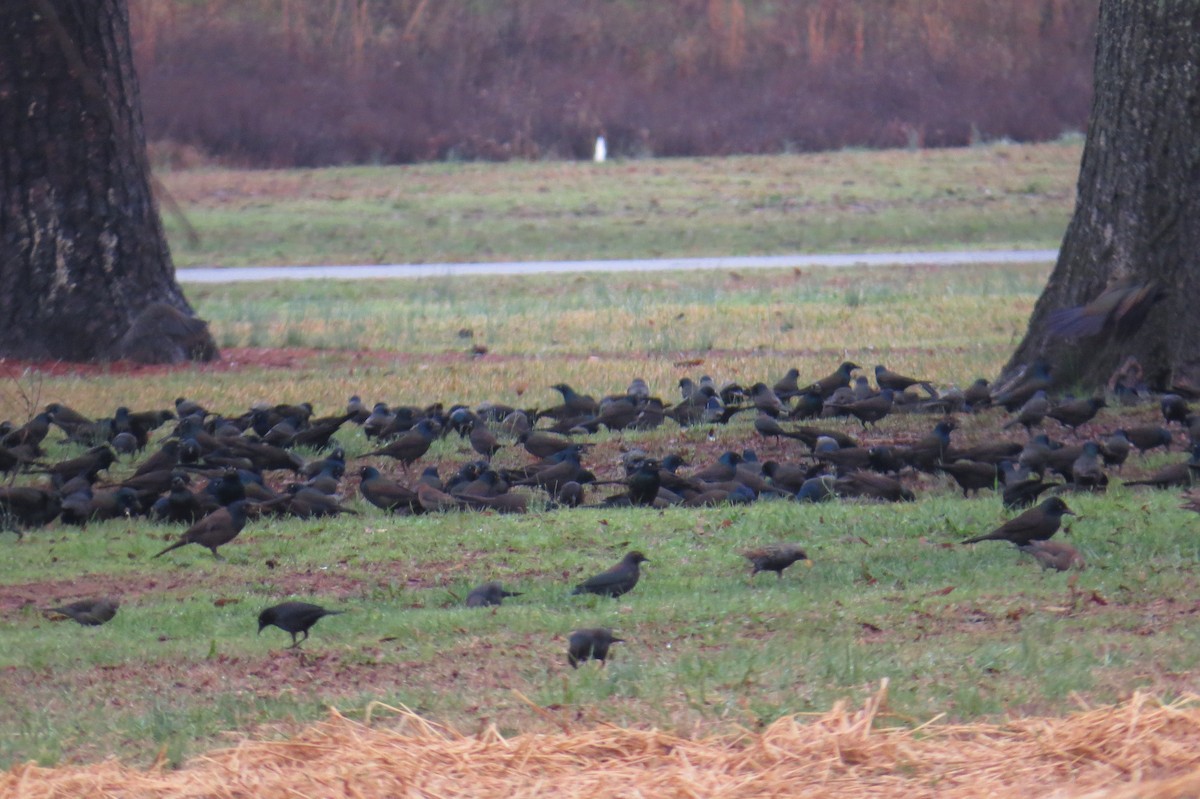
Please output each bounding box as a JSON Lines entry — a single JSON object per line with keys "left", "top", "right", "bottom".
{"left": 0, "top": 572, "right": 210, "bottom": 613}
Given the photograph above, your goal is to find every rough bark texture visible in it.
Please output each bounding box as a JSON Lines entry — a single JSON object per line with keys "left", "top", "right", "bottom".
{"left": 0, "top": 0, "right": 217, "bottom": 363}
{"left": 1000, "top": 0, "right": 1200, "bottom": 394}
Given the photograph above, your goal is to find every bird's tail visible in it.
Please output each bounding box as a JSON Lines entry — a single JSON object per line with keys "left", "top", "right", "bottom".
{"left": 959, "top": 533, "right": 994, "bottom": 545}
{"left": 152, "top": 539, "right": 187, "bottom": 558}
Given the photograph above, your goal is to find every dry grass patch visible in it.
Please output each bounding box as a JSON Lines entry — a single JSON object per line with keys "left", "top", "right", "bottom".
{"left": 8, "top": 684, "right": 1200, "bottom": 798}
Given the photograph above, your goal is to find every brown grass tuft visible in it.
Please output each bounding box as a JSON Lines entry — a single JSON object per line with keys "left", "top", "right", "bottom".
{"left": 7, "top": 682, "right": 1200, "bottom": 797}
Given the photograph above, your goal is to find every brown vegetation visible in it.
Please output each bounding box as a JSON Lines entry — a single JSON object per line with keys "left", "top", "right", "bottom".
{"left": 130, "top": 0, "right": 1098, "bottom": 167}
{"left": 9, "top": 686, "right": 1200, "bottom": 797}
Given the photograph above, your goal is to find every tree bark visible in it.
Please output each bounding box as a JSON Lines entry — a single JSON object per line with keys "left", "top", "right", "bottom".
{"left": 1000, "top": 0, "right": 1200, "bottom": 394}
{"left": 0, "top": 0, "right": 217, "bottom": 363}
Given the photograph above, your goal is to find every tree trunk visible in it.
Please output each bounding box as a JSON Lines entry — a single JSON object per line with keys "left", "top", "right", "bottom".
{"left": 1000, "top": 0, "right": 1200, "bottom": 394}
{"left": 0, "top": 0, "right": 217, "bottom": 363}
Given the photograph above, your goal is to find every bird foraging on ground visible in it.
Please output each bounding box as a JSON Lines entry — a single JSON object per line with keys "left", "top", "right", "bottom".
{"left": 567, "top": 627, "right": 624, "bottom": 668}
{"left": 1018, "top": 540, "right": 1086, "bottom": 572}
{"left": 152, "top": 500, "right": 248, "bottom": 560}
{"left": 257, "top": 601, "right": 343, "bottom": 648}
{"left": 572, "top": 551, "right": 648, "bottom": 598}
{"left": 45, "top": 598, "right": 119, "bottom": 626}
{"left": 466, "top": 581, "right": 522, "bottom": 607}
{"left": 741, "top": 544, "right": 809, "bottom": 578}
{"left": 960, "top": 497, "right": 1074, "bottom": 546}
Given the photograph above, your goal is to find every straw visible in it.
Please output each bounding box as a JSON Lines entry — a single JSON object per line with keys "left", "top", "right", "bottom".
{"left": 7, "top": 682, "right": 1200, "bottom": 798}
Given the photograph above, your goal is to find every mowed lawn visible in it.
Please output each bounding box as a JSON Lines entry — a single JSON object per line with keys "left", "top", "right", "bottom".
{"left": 158, "top": 139, "right": 1081, "bottom": 267}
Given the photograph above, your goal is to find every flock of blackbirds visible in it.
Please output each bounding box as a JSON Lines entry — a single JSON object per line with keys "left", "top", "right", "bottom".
{"left": 7, "top": 355, "right": 1200, "bottom": 666}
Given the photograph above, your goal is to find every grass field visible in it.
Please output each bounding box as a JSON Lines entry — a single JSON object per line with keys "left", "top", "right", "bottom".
{"left": 6, "top": 142, "right": 1199, "bottom": 774}
{"left": 158, "top": 139, "right": 1081, "bottom": 267}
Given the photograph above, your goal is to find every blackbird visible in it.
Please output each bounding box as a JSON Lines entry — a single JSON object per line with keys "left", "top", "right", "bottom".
{"left": 358, "top": 466, "right": 420, "bottom": 513}
{"left": 963, "top": 378, "right": 992, "bottom": 411}
{"left": 0, "top": 486, "right": 62, "bottom": 535}
{"left": 961, "top": 497, "right": 1074, "bottom": 546}
{"left": 546, "top": 383, "right": 599, "bottom": 419}
{"left": 754, "top": 415, "right": 810, "bottom": 443}
{"left": 1099, "top": 430, "right": 1131, "bottom": 469}
{"left": 1162, "top": 394, "right": 1191, "bottom": 425}
{"left": 1003, "top": 390, "right": 1050, "bottom": 432}
{"left": 741, "top": 543, "right": 809, "bottom": 578}
{"left": 796, "top": 475, "right": 836, "bottom": 503}
{"left": 825, "top": 390, "right": 894, "bottom": 428}
{"left": 360, "top": 419, "right": 438, "bottom": 469}
{"left": 1018, "top": 540, "right": 1085, "bottom": 572}
{"left": 1047, "top": 396, "right": 1106, "bottom": 431}
{"left": 625, "top": 459, "right": 662, "bottom": 506}
{"left": 466, "top": 581, "right": 522, "bottom": 607}
{"left": 38, "top": 445, "right": 117, "bottom": 484}
{"left": 833, "top": 471, "right": 915, "bottom": 502}
{"left": 567, "top": 627, "right": 624, "bottom": 668}
{"left": 1122, "top": 445, "right": 1200, "bottom": 489}
{"left": 153, "top": 500, "right": 248, "bottom": 560}
{"left": 257, "top": 601, "right": 343, "bottom": 648}
{"left": 150, "top": 473, "right": 205, "bottom": 524}
{"left": 804, "top": 361, "right": 861, "bottom": 399}
{"left": 1001, "top": 475, "right": 1061, "bottom": 510}
{"left": 992, "top": 360, "right": 1052, "bottom": 412}
{"left": 572, "top": 551, "right": 648, "bottom": 598}
{"left": 1123, "top": 425, "right": 1173, "bottom": 453}
{"left": 1070, "top": 441, "right": 1108, "bottom": 491}
{"left": 2, "top": 412, "right": 52, "bottom": 449}
{"left": 415, "top": 482, "right": 464, "bottom": 512}
{"left": 1046, "top": 278, "right": 1163, "bottom": 340}
{"left": 511, "top": 450, "right": 587, "bottom": 494}
{"left": 772, "top": 368, "right": 801, "bottom": 399}
{"left": 936, "top": 459, "right": 999, "bottom": 497}
{"left": 133, "top": 440, "right": 181, "bottom": 477}
{"left": 46, "top": 598, "right": 119, "bottom": 626}
{"left": 457, "top": 491, "right": 529, "bottom": 513}
{"left": 874, "top": 364, "right": 934, "bottom": 395}
{"left": 518, "top": 431, "right": 577, "bottom": 460}
{"left": 746, "top": 382, "right": 786, "bottom": 417}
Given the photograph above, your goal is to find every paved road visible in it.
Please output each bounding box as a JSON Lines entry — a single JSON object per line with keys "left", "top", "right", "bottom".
{"left": 175, "top": 249, "right": 1057, "bottom": 284}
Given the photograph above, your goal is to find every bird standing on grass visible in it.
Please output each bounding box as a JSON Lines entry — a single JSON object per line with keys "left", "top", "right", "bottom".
{"left": 152, "top": 500, "right": 248, "bottom": 560}
{"left": 567, "top": 628, "right": 624, "bottom": 668}
{"left": 466, "top": 582, "right": 522, "bottom": 607}
{"left": 741, "top": 544, "right": 809, "bottom": 579}
{"left": 257, "top": 601, "right": 343, "bottom": 648}
{"left": 1019, "top": 540, "right": 1086, "bottom": 571}
{"left": 960, "top": 497, "right": 1074, "bottom": 546}
{"left": 45, "top": 598, "right": 119, "bottom": 626}
{"left": 572, "top": 551, "right": 648, "bottom": 598}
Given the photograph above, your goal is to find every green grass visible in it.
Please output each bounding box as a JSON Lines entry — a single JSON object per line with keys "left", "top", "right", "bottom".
{"left": 159, "top": 141, "right": 1080, "bottom": 267}
{"left": 1, "top": 396, "right": 1197, "bottom": 768}
{"left": 9, "top": 142, "right": 1198, "bottom": 770}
